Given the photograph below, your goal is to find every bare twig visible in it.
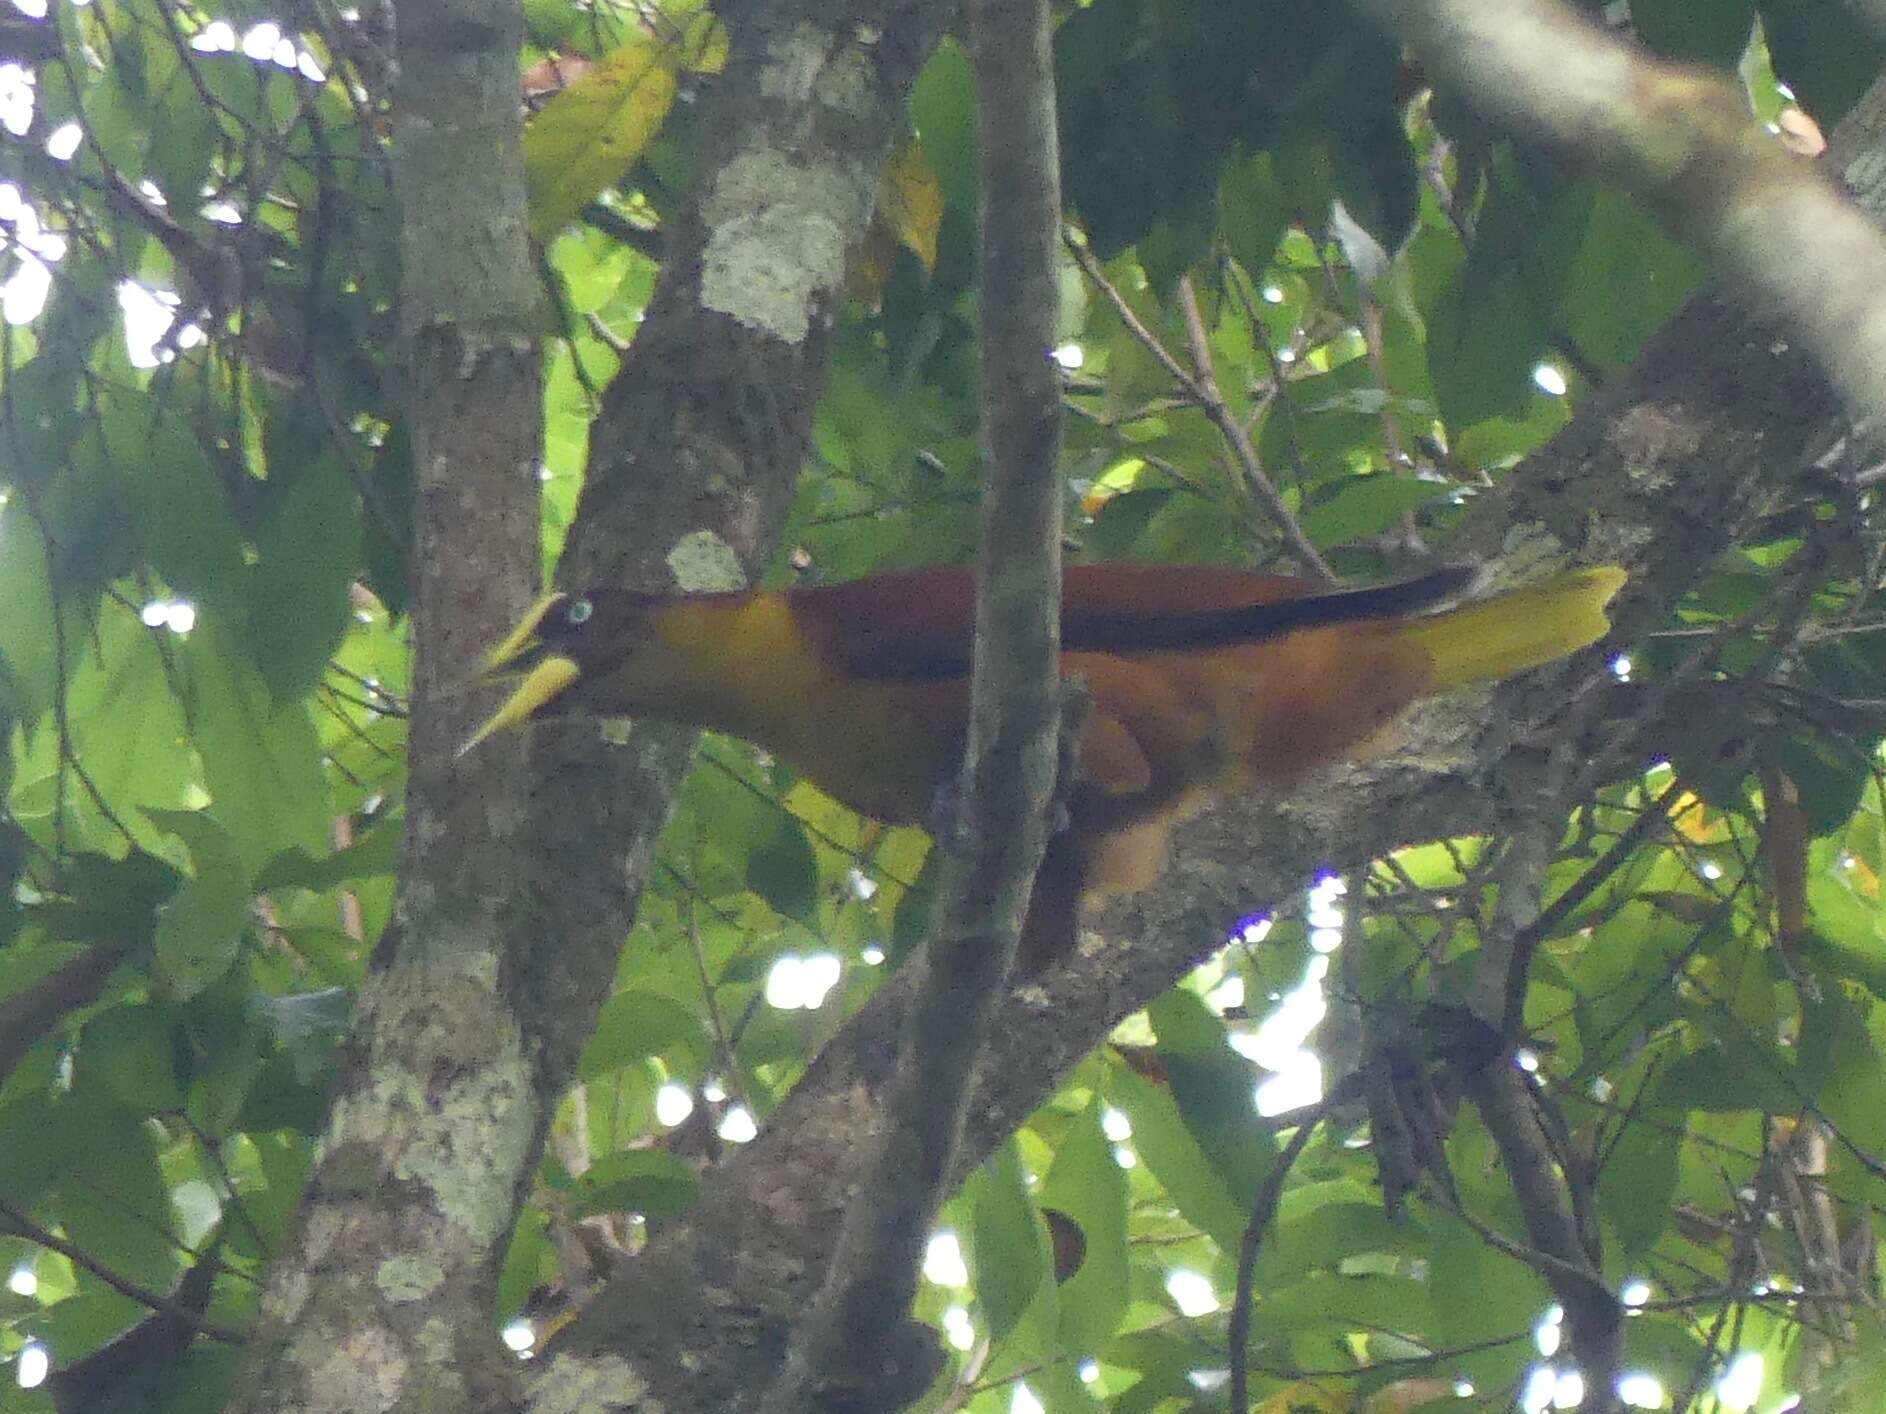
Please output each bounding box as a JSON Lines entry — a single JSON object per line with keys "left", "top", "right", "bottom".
{"left": 1175, "top": 275, "right": 1335, "bottom": 581}
{"left": 1228, "top": 1106, "right": 1331, "bottom": 1413}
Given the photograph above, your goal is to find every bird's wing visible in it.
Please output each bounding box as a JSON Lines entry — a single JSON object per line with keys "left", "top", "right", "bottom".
{"left": 787, "top": 563, "right": 1479, "bottom": 680}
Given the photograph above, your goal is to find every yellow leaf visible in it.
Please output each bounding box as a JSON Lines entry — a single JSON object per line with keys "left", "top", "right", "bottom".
{"left": 1668, "top": 788, "right": 1728, "bottom": 843}
{"left": 880, "top": 138, "right": 942, "bottom": 271}
{"left": 1843, "top": 851, "right": 1880, "bottom": 900}
{"left": 847, "top": 140, "right": 944, "bottom": 304}
{"left": 525, "top": 38, "right": 679, "bottom": 242}
{"left": 678, "top": 11, "right": 728, "bottom": 74}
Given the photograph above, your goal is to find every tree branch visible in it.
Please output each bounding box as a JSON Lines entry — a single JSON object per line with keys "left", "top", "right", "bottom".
{"left": 758, "top": 0, "right": 1066, "bottom": 1404}
{"left": 1354, "top": 0, "right": 1886, "bottom": 427}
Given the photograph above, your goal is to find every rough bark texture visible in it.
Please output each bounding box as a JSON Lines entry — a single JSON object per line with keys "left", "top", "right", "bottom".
{"left": 535, "top": 71, "right": 1886, "bottom": 1414}
{"left": 224, "top": 0, "right": 546, "bottom": 1405}
{"left": 759, "top": 0, "right": 1065, "bottom": 1404}
{"left": 230, "top": 0, "right": 946, "bottom": 1410}
{"left": 507, "top": 4, "right": 950, "bottom": 1411}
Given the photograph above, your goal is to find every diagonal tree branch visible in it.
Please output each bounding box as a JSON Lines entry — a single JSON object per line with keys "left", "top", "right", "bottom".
{"left": 1353, "top": 0, "right": 1886, "bottom": 427}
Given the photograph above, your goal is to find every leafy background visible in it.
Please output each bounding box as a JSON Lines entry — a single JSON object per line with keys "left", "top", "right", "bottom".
{"left": 0, "top": 0, "right": 1884, "bottom": 1409}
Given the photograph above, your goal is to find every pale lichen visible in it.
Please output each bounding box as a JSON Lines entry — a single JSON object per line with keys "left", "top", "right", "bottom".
{"left": 666, "top": 529, "right": 747, "bottom": 591}
{"left": 525, "top": 1351, "right": 657, "bottom": 1414}
{"left": 376, "top": 1254, "right": 446, "bottom": 1303}
{"left": 699, "top": 149, "right": 868, "bottom": 344}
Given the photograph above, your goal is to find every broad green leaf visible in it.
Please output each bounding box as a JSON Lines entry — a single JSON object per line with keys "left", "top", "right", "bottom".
{"left": 1040, "top": 1103, "right": 1129, "bottom": 1351}
{"left": 1150, "top": 991, "right": 1278, "bottom": 1211}
{"left": 248, "top": 452, "right": 362, "bottom": 700}
{"left": 1426, "top": 258, "right": 1545, "bottom": 429}
{"left": 1654, "top": 1038, "right": 1805, "bottom": 1114}
{"left": 182, "top": 626, "right": 331, "bottom": 876}
{"left": 1778, "top": 734, "right": 1873, "bottom": 837}
{"left": 1219, "top": 150, "right": 1288, "bottom": 281}
{"left": 256, "top": 817, "right": 403, "bottom": 894}
{"left": 57, "top": 1124, "right": 180, "bottom": 1289}
{"left": 102, "top": 400, "right": 248, "bottom": 614}
{"left": 1109, "top": 1064, "right": 1245, "bottom": 1252}
{"left": 77, "top": 1003, "right": 183, "bottom": 1113}
{"left": 1558, "top": 191, "right": 1705, "bottom": 368}
{"left": 525, "top": 37, "right": 681, "bottom": 241}
{"left": 1633, "top": 0, "right": 1757, "bottom": 65}
{"left": 1427, "top": 1210, "right": 1544, "bottom": 1391}
{"left": 498, "top": 1204, "right": 554, "bottom": 1318}
{"left": 145, "top": 808, "right": 252, "bottom": 999}
{"left": 0, "top": 510, "right": 63, "bottom": 721}
{"left": 748, "top": 817, "right": 820, "bottom": 927}
{"left": 1302, "top": 474, "right": 1447, "bottom": 549}
{"left": 1598, "top": 1108, "right": 1682, "bottom": 1257}
{"left": 578, "top": 990, "right": 711, "bottom": 1080}
{"left": 573, "top": 1149, "right": 701, "bottom": 1219}
{"left": 970, "top": 1138, "right": 1052, "bottom": 1345}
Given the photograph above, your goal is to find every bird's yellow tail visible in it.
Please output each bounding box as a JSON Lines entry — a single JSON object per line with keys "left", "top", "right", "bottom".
{"left": 1395, "top": 566, "right": 1627, "bottom": 690}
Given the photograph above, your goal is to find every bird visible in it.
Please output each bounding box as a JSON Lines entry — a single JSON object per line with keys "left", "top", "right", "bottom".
{"left": 465, "top": 560, "right": 1625, "bottom": 971}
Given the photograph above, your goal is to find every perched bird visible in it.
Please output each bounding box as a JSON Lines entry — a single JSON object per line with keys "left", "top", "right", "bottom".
{"left": 466, "top": 561, "right": 1625, "bottom": 970}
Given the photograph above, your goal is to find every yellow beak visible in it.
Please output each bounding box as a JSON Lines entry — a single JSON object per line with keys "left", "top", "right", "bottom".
{"left": 457, "top": 592, "right": 583, "bottom": 758}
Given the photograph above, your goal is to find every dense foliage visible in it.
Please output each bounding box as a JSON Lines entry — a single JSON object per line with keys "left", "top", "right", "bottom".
{"left": 0, "top": 0, "right": 1884, "bottom": 1409}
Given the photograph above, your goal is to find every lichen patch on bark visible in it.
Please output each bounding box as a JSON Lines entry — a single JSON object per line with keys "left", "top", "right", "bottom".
{"left": 699, "top": 150, "right": 869, "bottom": 343}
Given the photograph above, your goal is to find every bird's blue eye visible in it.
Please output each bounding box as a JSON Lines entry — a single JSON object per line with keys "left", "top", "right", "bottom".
{"left": 567, "top": 598, "right": 594, "bottom": 625}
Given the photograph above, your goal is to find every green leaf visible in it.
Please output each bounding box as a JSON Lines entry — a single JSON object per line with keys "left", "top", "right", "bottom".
{"left": 257, "top": 817, "right": 402, "bottom": 893}
{"left": 525, "top": 37, "right": 681, "bottom": 240}
{"left": 1761, "top": 0, "right": 1886, "bottom": 122}
{"left": 572, "top": 1149, "right": 701, "bottom": 1219}
{"left": 77, "top": 1003, "right": 183, "bottom": 1113}
{"left": 970, "top": 1138, "right": 1051, "bottom": 1344}
{"left": 1109, "top": 1064, "right": 1245, "bottom": 1252}
{"left": 1654, "top": 1038, "right": 1805, "bottom": 1113}
{"left": 103, "top": 399, "right": 248, "bottom": 614}
{"left": 1427, "top": 1210, "right": 1545, "bottom": 1391}
{"left": 1150, "top": 991, "right": 1277, "bottom": 1211}
{"left": 247, "top": 452, "right": 362, "bottom": 699}
{"left": 1218, "top": 150, "right": 1288, "bottom": 279}
{"left": 182, "top": 627, "right": 331, "bottom": 876}
{"left": 0, "top": 510, "right": 63, "bottom": 721}
{"left": 1558, "top": 191, "right": 1705, "bottom": 368}
{"left": 577, "top": 990, "right": 711, "bottom": 1080}
{"left": 1778, "top": 734, "right": 1872, "bottom": 837}
{"left": 748, "top": 817, "right": 819, "bottom": 927}
{"left": 1302, "top": 474, "right": 1447, "bottom": 549}
{"left": 1598, "top": 1109, "right": 1682, "bottom": 1256}
{"left": 186, "top": 1008, "right": 266, "bottom": 1137}
{"left": 1632, "top": 0, "right": 1757, "bottom": 65}
{"left": 1426, "top": 257, "right": 1545, "bottom": 428}
{"left": 145, "top": 808, "right": 252, "bottom": 999}
{"left": 57, "top": 1125, "right": 180, "bottom": 1289}
{"left": 1040, "top": 1103, "right": 1129, "bottom": 1351}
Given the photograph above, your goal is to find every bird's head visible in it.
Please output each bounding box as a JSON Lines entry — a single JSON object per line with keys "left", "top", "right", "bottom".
{"left": 459, "top": 588, "right": 660, "bottom": 756}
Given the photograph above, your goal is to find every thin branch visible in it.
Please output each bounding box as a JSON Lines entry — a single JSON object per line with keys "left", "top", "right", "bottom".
{"left": 1175, "top": 275, "right": 1335, "bottom": 581}
{"left": 757, "top": 0, "right": 1065, "bottom": 1405}
{"left": 1228, "top": 1108, "right": 1329, "bottom": 1413}
{"left": 0, "top": 1197, "right": 246, "bottom": 1344}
